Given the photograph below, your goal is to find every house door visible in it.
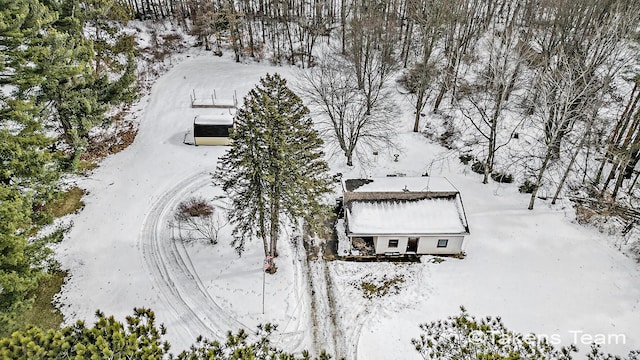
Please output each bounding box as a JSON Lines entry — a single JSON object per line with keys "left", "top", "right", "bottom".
{"left": 407, "top": 237, "right": 418, "bottom": 253}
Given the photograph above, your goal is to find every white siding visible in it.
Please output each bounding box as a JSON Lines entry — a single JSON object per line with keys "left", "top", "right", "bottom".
{"left": 375, "top": 236, "right": 408, "bottom": 254}
{"left": 373, "top": 235, "right": 465, "bottom": 255}
{"left": 417, "top": 236, "right": 464, "bottom": 255}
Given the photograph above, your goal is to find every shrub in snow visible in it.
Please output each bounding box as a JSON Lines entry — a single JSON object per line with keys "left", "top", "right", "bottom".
{"left": 625, "top": 228, "right": 640, "bottom": 261}
{"left": 176, "top": 197, "right": 214, "bottom": 217}
{"left": 491, "top": 171, "right": 514, "bottom": 183}
{"left": 459, "top": 154, "right": 474, "bottom": 165}
{"left": 438, "top": 123, "right": 459, "bottom": 150}
{"left": 170, "top": 197, "right": 227, "bottom": 245}
{"left": 519, "top": 179, "right": 538, "bottom": 193}
{"left": 359, "top": 275, "right": 405, "bottom": 299}
{"left": 471, "top": 161, "right": 485, "bottom": 174}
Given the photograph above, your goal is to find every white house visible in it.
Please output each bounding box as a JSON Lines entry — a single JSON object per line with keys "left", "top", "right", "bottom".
{"left": 341, "top": 177, "right": 470, "bottom": 256}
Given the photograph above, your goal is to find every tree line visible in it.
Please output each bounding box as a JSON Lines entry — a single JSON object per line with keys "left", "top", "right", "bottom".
{"left": 1, "top": 0, "right": 136, "bottom": 336}
{"left": 135, "top": 0, "right": 640, "bottom": 210}
{"left": 0, "top": 307, "right": 636, "bottom": 359}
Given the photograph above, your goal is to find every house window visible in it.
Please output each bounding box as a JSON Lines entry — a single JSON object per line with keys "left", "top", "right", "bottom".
{"left": 437, "top": 239, "right": 448, "bottom": 248}
{"left": 388, "top": 239, "right": 399, "bottom": 248}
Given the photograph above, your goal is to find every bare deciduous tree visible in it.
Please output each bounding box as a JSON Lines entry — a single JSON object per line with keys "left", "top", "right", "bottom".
{"left": 401, "top": 0, "right": 449, "bottom": 132}
{"left": 454, "top": 3, "right": 530, "bottom": 184}
{"left": 432, "top": 0, "right": 486, "bottom": 111}
{"left": 527, "top": 48, "right": 615, "bottom": 210}
{"left": 299, "top": 52, "right": 398, "bottom": 166}
{"left": 523, "top": 0, "right": 638, "bottom": 208}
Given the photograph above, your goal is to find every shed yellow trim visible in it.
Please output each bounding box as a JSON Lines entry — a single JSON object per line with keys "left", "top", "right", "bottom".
{"left": 194, "top": 137, "right": 232, "bottom": 146}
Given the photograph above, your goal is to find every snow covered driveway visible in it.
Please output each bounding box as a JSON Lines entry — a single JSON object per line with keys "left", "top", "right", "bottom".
{"left": 56, "top": 55, "right": 311, "bottom": 351}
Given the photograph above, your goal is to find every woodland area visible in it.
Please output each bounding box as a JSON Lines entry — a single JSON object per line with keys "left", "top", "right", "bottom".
{"left": 139, "top": 0, "right": 640, "bottom": 211}
{"left": 1, "top": 0, "right": 640, "bottom": 349}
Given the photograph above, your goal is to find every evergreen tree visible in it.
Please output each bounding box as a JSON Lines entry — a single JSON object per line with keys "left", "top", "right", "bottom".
{"left": 413, "top": 307, "right": 640, "bottom": 360}
{"left": 177, "top": 324, "right": 334, "bottom": 360}
{"left": 42, "top": 0, "right": 138, "bottom": 160}
{"left": 0, "top": 309, "right": 335, "bottom": 360}
{"left": 0, "top": 98, "right": 60, "bottom": 337}
{"left": 0, "top": 184, "right": 44, "bottom": 336}
{"left": 0, "top": 308, "right": 170, "bottom": 358}
{"left": 214, "top": 74, "right": 331, "bottom": 267}
{"left": 0, "top": 0, "right": 63, "bottom": 335}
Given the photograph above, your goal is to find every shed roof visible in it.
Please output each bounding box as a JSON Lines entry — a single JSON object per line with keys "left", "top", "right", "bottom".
{"left": 346, "top": 197, "right": 468, "bottom": 235}
{"left": 343, "top": 177, "right": 458, "bottom": 193}
{"left": 194, "top": 113, "right": 234, "bottom": 125}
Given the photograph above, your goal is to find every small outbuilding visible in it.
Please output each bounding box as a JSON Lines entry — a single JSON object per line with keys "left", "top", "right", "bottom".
{"left": 193, "top": 110, "right": 235, "bottom": 146}
{"left": 341, "top": 176, "right": 470, "bottom": 257}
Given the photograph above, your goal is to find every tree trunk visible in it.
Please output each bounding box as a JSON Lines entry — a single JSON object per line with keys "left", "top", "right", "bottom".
{"left": 594, "top": 82, "right": 639, "bottom": 184}
{"left": 602, "top": 109, "right": 640, "bottom": 193}
{"left": 346, "top": 150, "right": 353, "bottom": 166}
{"left": 628, "top": 169, "right": 640, "bottom": 195}
{"left": 611, "top": 161, "right": 628, "bottom": 199}
{"left": 269, "top": 189, "right": 280, "bottom": 258}
{"left": 482, "top": 163, "right": 490, "bottom": 184}
{"left": 528, "top": 147, "right": 555, "bottom": 210}
{"left": 552, "top": 127, "right": 590, "bottom": 204}
{"left": 413, "top": 88, "right": 425, "bottom": 132}
{"left": 401, "top": 21, "right": 413, "bottom": 68}
{"left": 340, "top": 0, "right": 346, "bottom": 54}
{"left": 285, "top": 21, "right": 295, "bottom": 64}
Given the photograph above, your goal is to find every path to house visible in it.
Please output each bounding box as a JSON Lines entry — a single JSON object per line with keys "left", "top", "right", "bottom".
{"left": 303, "top": 234, "right": 343, "bottom": 358}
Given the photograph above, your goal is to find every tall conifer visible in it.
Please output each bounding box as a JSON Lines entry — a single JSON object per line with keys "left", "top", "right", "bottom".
{"left": 215, "top": 74, "right": 331, "bottom": 267}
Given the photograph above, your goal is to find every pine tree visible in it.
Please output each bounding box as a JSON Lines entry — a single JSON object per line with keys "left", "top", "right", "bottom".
{"left": 0, "top": 0, "right": 63, "bottom": 335}
{"left": 214, "top": 74, "right": 331, "bottom": 268}
{"left": 0, "top": 308, "right": 170, "bottom": 358}
{"left": 413, "top": 307, "right": 639, "bottom": 360}
{"left": 0, "top": 309, "right": 335, "bottom": 359}
{"left": 0, "top": 101, "right": 59, "bottom": 337}
{"left": 0, "top": 184, "right": 43, "bottom": 336}
{"left": 41, "top": 0, "right": 138, "bottom": 159}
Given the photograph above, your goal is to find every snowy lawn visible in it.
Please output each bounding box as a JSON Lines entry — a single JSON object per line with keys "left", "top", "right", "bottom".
{"left": 333, "top": 135, "right": 640, "bottom": 359}
{"left": 55, "top": 54, "right": 312, "bottom": 351}
{"left": 56, "top": 53, "right": 640, "bottom": 358}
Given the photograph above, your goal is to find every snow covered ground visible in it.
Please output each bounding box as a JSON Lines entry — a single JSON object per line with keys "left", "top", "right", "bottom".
{"left": 55, "top": 54, "right": 313, "bottom": 351}
{"left": 333, "top": 135, "right": 640, "bottom": 358}
{"left": 56, "top": 53, "right": 640, "bottom": 358}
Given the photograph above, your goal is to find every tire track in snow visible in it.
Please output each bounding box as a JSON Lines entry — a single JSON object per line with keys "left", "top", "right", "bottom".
{"left": 303, "top": 235, "right": 349, "bottom": 358}
{"left": 270, "top": 225, "right": 313, "bottom": 352}
{"left": 140, "top": 172, "right": 252, "bottom": 343}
